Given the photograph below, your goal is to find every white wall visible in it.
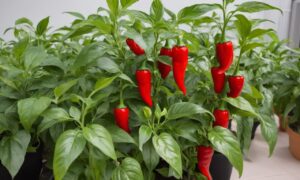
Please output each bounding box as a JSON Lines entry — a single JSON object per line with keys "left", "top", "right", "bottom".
{"left": 0, "top": 0, "right": 292, "bottom": 40}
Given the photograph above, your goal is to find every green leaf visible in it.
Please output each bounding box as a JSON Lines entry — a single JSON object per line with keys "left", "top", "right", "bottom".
{"left": 167, "top": 102, "right": 212, "bottom": 120}
{"left": 152, "top": 133, "right": 182, "bottom": 177}
{"left": 63, "top": 25, "right": 94, "bottom": 40}
{"left": 234, "top": 14, "right": 252, "bottom": 40}
{"left": 150, "top": 0, "right": 164, "bottom": 21}
{"left": 97, "top": 57, "right": 120, "bottom": 73}
{"left": 85, "top": 18, "right": 112, "bottom": 34}
{"left": 121, "top": 0, "right": 138, "bottom": 9}
{"left": 0, "top": 131, "right": 30, "bottom": 177}
{"left": 236, "top": 117, "right": 253, "bottom": 154}
{"left": 90, "top": 76, "right": 117, "bottom": 97}
{"left": 69, "top": 106, "right": 81, "bottom": 121}
{"left": 72, "top": 43, "right": 106, "bottom": 70}
{"left": 208, "top": 127, "right": 243, "bottom": 176}
{"left": 177, "top": 4, "right": 219, "bottom": 23}
{"left": 23, "top": 46, "right": 48, "bottom": 70}
{"left": 38, "top": 108, "right": 71, "bottom": 134}
{"left": 142, "top": 141, "right": 159, "bottom": 171}
{"left": 64, "top": 12, "right": 85, "bottom": 20}
{"left": 259, "top": 115, "right": 278, "bottom": 156}
{"left": 139, "top": 125, "right": 152, "bottom": 150}
{"left": 18, "top": 97, "right": 52, "bottom": 131}
{"left": 36, "top": 16, "right": 50, "bottom": 36}
{"left": 106, "top": 125, "right": 136, "bottom": 144}
{"left": 128, "top": 10, "right": 152, "bottom": 24}
{"left": 119, "top": 73, "right": 135, "bottom": 85}
{"left": 223, "top": 97, "right": 258, "bottom": 117}
{"left": 15, "top": 17, "right": 33, "bottom": 26}
{"left": 106, "top": 0, "right": 119, "bottom": 16}
{"left": 112, "top": 157, "right": 144, "bottom": 180}
{"left": 248, "top": 28, "right": 273, "bottom": 40}
{"left": 242, "top": 43, "right": 264, "bottom": 53}
{"left": 54, "top": 130, "right": 86, "bottom": 180}
{"left": 83, "top": 124, "right": 116, "bottom": 160}
{"left": 237, "top": 1, "right": 282, "bottom": 13}
{"left": 54, "top": 79, "right": 78, "bottom": 100}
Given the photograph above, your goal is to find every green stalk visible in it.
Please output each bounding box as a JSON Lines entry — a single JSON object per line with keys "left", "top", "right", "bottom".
{"left": 233, "top": 46, "right": 244, "bottom": 75}
{"left": 221, "top": 0, "right": 227, "bottom": 42}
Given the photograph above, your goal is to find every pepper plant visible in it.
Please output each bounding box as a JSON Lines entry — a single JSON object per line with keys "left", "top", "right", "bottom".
{"left": 0, "top": 0, "right": 283, "bottom": 180}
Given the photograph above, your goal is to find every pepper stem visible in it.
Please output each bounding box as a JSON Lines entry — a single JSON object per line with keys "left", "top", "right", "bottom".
{"left": 118, "top": 83, "right": 126, "bottom": 108}
{"left": 164, "top": 39, "right": 173, "bottom": 49}
{"left": 220, "top": 100, "right": 226, "bottom": 110}
{"left": 177, "top": 36, "right": 185, "bottom": 46}
{"left": 140, "top": 59, "right": 147, "bottom": 70}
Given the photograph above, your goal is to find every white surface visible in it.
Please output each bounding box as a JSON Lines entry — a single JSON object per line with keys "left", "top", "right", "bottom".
{"left": 0, "top": 0, "right": 292, "bottom": 40}
{"left": 231, "top": 130, "right": 300, "bottom": 180}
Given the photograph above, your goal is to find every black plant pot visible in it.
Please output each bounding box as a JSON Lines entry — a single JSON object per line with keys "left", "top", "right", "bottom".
{"left": 251, "top": 121, "right": 260, "bottom": 140}
{"left": 210, "top": 152, "right": 233, "bottom": 180}
{"left": 0, "top": 145, "right": 43, "bottom": 180}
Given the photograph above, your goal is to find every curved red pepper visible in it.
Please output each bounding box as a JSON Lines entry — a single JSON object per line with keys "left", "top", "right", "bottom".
{"left": 216, "top": 41, "right": 233, "bottom": 72}
{"left": 227, "top": 76, "right": 244, "bottom": 98}
{"left": 211, "top": 67, "right": 226, "bottom": 94}
{"left": 126, "top": 38, "right": 145, "bottom": 56}
{"left": 172, "top": 44, "right": 188, "bottom": 95}
{"left": 114, "top": 107, "right": 130, "bottom": 133}
{"left": 158, "top": 47, "right": 172, "bottom": 79}
{"left": 197, "top": 146, "right": 214, "bottom": 180}
{"left": 213, "top": 109, "right": 229, "bottom": 128}
{"left": 136, "top": 69, "right": 153, "bottom": 107}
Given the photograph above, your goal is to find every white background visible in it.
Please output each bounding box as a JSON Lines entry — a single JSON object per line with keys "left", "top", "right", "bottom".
{"left": 0, "top": 0, "right": 292, "bottom": 40}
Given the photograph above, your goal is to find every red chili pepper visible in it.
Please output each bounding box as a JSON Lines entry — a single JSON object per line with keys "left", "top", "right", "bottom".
{"left": 126, "top": 38, "right": 145, "bottom": 56}
{"left": 227, "top": 76, "right": 245, "bottom": 98}
{"left": 114, "top": 107, "right": 130, "bottom": 133}
{"left": 197, "top": 146, "right": 214, "bottom": 180}
{"left": 136, "top": 69, "right": 153, "bottom": 107}
{"left": 216, "top": 41, "right": 234, "bottom": 72}
{"left": 158, "top": 41, "right": 173, "bottom": 79}
{"left": 172, "top": 39, "right": 188, "bottom": 95}
{"left": 211, "top": 67, "right": 226, "bottom": 94}
{"left": 213, "top": 109, "right": 229, "bottom": 128}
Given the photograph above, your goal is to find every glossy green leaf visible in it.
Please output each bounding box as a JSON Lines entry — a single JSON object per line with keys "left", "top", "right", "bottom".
{"left": 18, "top": 97, "right": 52, "bottom": 131}
{"left": 223, "top": 97, "right": 259, "bottom": 117}
{"left": 150, "top": 0, "right": 164, "bottom": 21}
{"left": 15, "top": 17, "right": 33, "bottom": 26}
{"left": 23, "top": 46, "right": 48, "bottom": 70}
{"left": 36, "top": 16, "right": 50, "bottom": 36}
{"left": 69, "top": 106, "right": 81, "bottom": 121}
{"left": 106, "top": 125, "right": 136, "bottom": 144}
{"left": 208, "top": 127, "right": 243, "bottom": 176}
{"left": 248, "top": 28, "right": 273, "bottom": 40}
{"left": 97, "top": 57, "right": 120, "bottom": 73}
{"left": 152, "top": 133, "right": 182, "bottom": 177}
{"left": 237, "top": 1, "right": 282, "bottom": 13}
{"left": 106, "top": 0, "right": 119, "bottom": 15}
{"left": 0, "top": 131, "right": 30, "bottom": 177}
{"left": 54, "top": 130, "right": 86, "bottom": 180}
{"left": 235, "top": 14, "right": 252, "bottom": 40}
{"left": 139, "top": 125, "right": 152, "bottom": 150}
{"left": 259, "top": 115, "right": 278, "bottom": 156}
{"left": 167, "top": 102, "right": 212, "bottom": 120}
{"left": 72, "top": 43, "right": 106, "bottom": 70}
{"left": 54, "top": 79, "right": 78, "bottom": 100}
{"left": 38, "top": 108, "right": 71, "bottom": 134}
{"left": 83, "top": 124, "right": 116, "bottom": 160}
{"left": 121, "top": 0, "right": 138, "bottom": 9}
{"left": 64, "top": 12, "right": 85, "bottom": 20}
{"left": 112, "top": 157, "right": 144, "bottom": 180}
{"left": 177, "top": 4, "right": 219, "bottom": 23}
{"left": 142, "top": 141, "right": 159, "bottom": 171}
